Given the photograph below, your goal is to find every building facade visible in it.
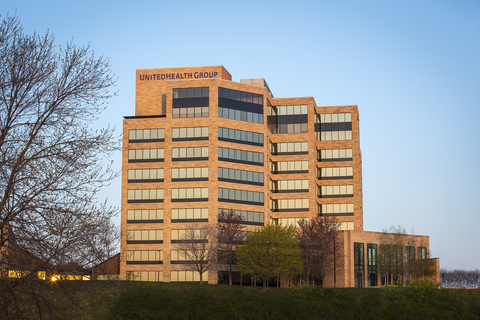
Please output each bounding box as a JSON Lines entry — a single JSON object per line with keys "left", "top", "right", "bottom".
{"left": 120, "top": 65, "right": 434, "bottom": 286}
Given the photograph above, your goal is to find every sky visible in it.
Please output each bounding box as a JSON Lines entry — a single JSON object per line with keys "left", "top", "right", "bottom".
{"left": 3, "top": 0, "right": 479, "bottom": 270}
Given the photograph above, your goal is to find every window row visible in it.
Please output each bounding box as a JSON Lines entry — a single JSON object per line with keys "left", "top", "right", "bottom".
{"left": 128, "top": 148, "right": 164, "bottom": 163}
{"left": 171, "top": 229, "right": 208, "bottom": 243}
{"left": 270, "top": 179, "right": 309, "bottom": 193}
{"left": 318, "top": 149, "right": 353, "bottom": 162}
{"left": 218, "top": 87, "right": 263, "bottom": 105}
{"left": 318, "top": 185, "right": 354, "bottom": 198}
{"left": 317, "top": 131, "right": 352, "bottom": 141}
{"left": 171, "top": 270, "right": 208, "bottom": 282}
{"left": 218, "top": 208, "right": 264, "bottom": 226}
{"left": 126, "top": 271, "right": 163, "bottom": 282}
{"left": 270, "top": 198, "right": 309, "bottom": 212}
{"left": 171, "top": 188, "right": 208, "bottom": 202}
{"left": 171, "top": 167, "right": 208, "bottom": 182}
{"left": 218, "top": 107, "right": 263, "bottom": 124}
{"left": 273, "top": 122, "right": 308, "bottom": 134}
{"left": 318, "top": 167, "right": 353, "bottom": 180}
{"left": 218, "top": 147, "right": 264, "bottom": 166}
{"left": 171, "top": 208, "right": 208, "bottom": 222}
{"left": 126, "top": 230, "right": 163, "bottom": 244}
{"left": 127, "top": 189, "right": 164, "bottom": 203}
{"left": 172, "top": 127, "right": 209, "bottom": 141}
{"left": 218, "top": 187, "right": 264, "bottom": 206}
{"left": 173, "top": 87, "right": 209, "bottom": 99}
{"left": 126, "top": 250, "right": 163, "bottom": 264}
{"left": 129, "top": 129, "right": 165, "bottom": 143}
{"left": 270, "top": 142, "right": 308, "bottom": 155}
{"left": 318, "top": 203, "right": 354, "bottom": 216}
{"left": 218, "top": 167, "right": 263, "bottom": 186}
{"left": 271, "top": 105, "right": 308, "bottom": 116}
{"left": 172, "top": 147, "right": 209, "bottom": 161}
{"left": 171, "top": 250, "right": 208, "bottom": 263}
{"left": 273, "top": 217, "right": 309, "bottom": 228}
{"left": 128, "top": 169, "right": 164, "bottom": 183}
{"left": 127, "top": 209, "right": 164, "bottom": 223}
{"left": 218, "top": 127, "right": 263, "bottom": 147}
{"left": 318, "top": 113, "right": 352, "bottom": 123}
{"left": 270, "top": 160, "right": 309, "bottom": 174}
{"left": 172, "top": 107, "right": 209, "bottom": 118}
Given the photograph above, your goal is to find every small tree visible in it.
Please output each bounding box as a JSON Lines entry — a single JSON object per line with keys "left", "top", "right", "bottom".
{"left": 236, "top": 224, "right": 302, "bottom": 288}
{"left": 175, "top": 223, "right": 217, "bottom": 285}
{"left": 217, "top": 209, "right": 246, "bottom": 285}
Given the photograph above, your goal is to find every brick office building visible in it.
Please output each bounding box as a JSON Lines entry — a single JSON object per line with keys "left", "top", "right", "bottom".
{"left": 120, "top": 65, "right": 438, "bottom": 287}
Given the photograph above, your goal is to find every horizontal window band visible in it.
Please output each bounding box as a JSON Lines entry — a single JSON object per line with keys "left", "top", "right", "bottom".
{"left": 271, "top": 189, "right": 309, "bottom": 193}
{"left": 124, "top": 115, "right": 165, "bottom": 119}
{"left": 126, "top": 240, "right": 163, "bottom": 244}
{"left": 271, "top": 170, "right": 309, "bottom": 175}
{"left": 126, "top": 261, "right": 163, "bottom": 265}
{"left": 171, "top": 219, "right": 208, "bottom": 223}
{"left": 171, "top": 240, "right": 208, "bottom": 244}
{"left": 172, "top": 157, "right": 209, "bottom": 162}
{"left": 219, "top": 219, "right": 264, "bottom": 226}
{"left": 171, "top": 178, "right": 208, "bottom": 182}
{"left": 127, "top": 220, "right": 164, "bottom": 224}
{"left": 318, "top": 176, "right": 353, "bottom": 180}
{"left": 317, "top": 122, "right": 352, "bottom": 132}
{"left": 171, "top": 260, "right": 208, "bottom": 265}
{"left": 173, "top": 97, "right": 209, "bottom": 108}
{"left": 271, "top": 151, "right": 308, "bottom": 156}
{"left": 218, "top": 158, "right": 263, "bottom": 167}
{"left": 128, "top": 179, "right": 164, "bottom": 183}
{"left": 218, "top": 198, "right": 264, "bottom": 206}
{"left": 318, "top": 158, "right": 353, "bottom": 162}
{"left": 274, "top": 114, "right": 308, "bottom": 124}
{"left": 218, "top": 98, "right": 263, "bottom": 114}
{"left": 171, "top": 198, "right": 208, "bottom": 202}
{"left": 318, "top": 194, "right": 354, "bottom": 198}
{"left": 129, "top": 139, "right": 165, "bottom": 143}
{"left": 127, "top": 199, "right": 164, "bottom": 203}
{"left": 218, "top": 178, "right": 263, "bottom": 186}
{"left": 218, "top": 137, "right": 263, "bottom": 147}
{"left": 271, "top": 208, "right": 310, "bottom": 212}
{"left": 128, "top": 159, "right": 164, "bottom": 163}
{"left": 320, "top": 213, "right": 354, "bottom": 217}
{"left": 172, "top": 137, "right": 209, "bottom": 142}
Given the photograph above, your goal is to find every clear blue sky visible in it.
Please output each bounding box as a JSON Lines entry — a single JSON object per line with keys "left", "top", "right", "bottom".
{"left": 3, "top": 0, "right": 479, "bottom": 270}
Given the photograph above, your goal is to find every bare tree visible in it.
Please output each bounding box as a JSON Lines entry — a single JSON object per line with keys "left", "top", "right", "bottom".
{"left": 217, "top": 209, "right": 246, "bottom": 285}
{"left": 0, "top": 13, "right": 119, "bottom": 318}
{"left": 175, "top": 223, "right": 217, "bottom": 284}
{"left": 440, "top": 269, "right": 480, "bottom": 288}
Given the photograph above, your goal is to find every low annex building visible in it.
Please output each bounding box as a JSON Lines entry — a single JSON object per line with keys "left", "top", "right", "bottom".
{"left": 120, "top": 65, "right": 439, "bottom": 287}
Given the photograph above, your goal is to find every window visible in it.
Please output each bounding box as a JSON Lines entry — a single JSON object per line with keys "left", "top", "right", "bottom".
{"left": 127, "top": 209, "right": 164, "bottom": 223}
{"left": 218, "top": 147, "right": 263, "bottom": 167}
{"left": 367, "top": 244, "right": 377, "bottom": 287}
{"left": 128, "top": 169, "right": 164, "bottom": 183}
{"left": 171, "top": 229, "right": 208, "bottom": 243}
{"left": 127, "top": 189, "right": 164, "bottom": 203}
{"left": 170, "top": 270, "right": 208, "bottom": 282}
{"left": 272, "top": 217, "right": 309, "bottom": 228}
{"left": 318, "top": 148, "right": 353, "bottom": 162}
{"left": 172, "top": 127, "right": 209, "bottom": 141}
{"left": 172, "top": 147, "right": 208, "bottom": 161}
{"left": 318, "top": 185, "right": 354, "bottom": 198}
{"left": 218, "top": 127, "right": 263, "bottom": 146}
{"left": 270, "top": 179, "right": 308, "bottom": 193}
{"left": 418, "top": 247, "right": 427, "bottom": 260}
{"left": 218, "top": 167, "right": 263, "bottom": 186}
{"left": 218, "top": 87, "right": 263, "bottom": 124}
{"left": 218, "top": 208, "right": 264, "bottom": 226}
{"left": 171, "top": 188, "right": 208, "bottom": 202}
{"left": 339, "top": 222, "right": 355, "bottom": 230}
{"left": 269, "top": 141, "right": 308, "bottom": 155}
{"left": 267, "top": 105, "right": 308, "bottom": 134}
{"left": 170, "top": 250, "right": 208, "bottom": 264}
{"left": 128, "top": 148, "right": 164, "bottom": 163}
{"left": 270, "top": 160, "right": 308, "bottom": 174}
{"left": 126, "top": 271, "right": 162, "bottom": 282}
{"left": 171, "top": 208, "right": 208, "bottom": 223}
{"left": 171, "top": 167, "right": 208, "bottom": 182}
{"left": 270, "top": 198, "right": 309, "bottom": 212}
{"left": 129, "top": 129, "right": 165, "bottom": 143}
{"left": 315, "top": 113, "right": 352, "bottom": 141}
{"left": 354, "top": 243, "right": 365, "bottom": 287}
{"left": 126, "top": 230, "right": 163, "bottom": 244}
{"left": 218, "top": 187, "right": 264, "bottom": 206}
{"left": 406, "top": 246, "right": 415, "bottom": 282}
{"left": 318, "top": 203, "right": 354, "bottom": 216}
{"left": 126, "top": 250, "right": 163, "bottom": 264}
{"left": 318, "top": 167, "right": 353, "bottom": 180}
{"left": 172, "top": 87, "right": 209, "bottom": 118}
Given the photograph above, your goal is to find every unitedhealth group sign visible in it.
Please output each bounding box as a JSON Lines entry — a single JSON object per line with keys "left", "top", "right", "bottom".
{"left": 139, "top": 71, "right": 219, "bottom": 81}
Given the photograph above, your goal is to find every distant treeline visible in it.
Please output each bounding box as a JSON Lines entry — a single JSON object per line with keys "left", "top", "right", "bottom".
{"left": 441, "top": 269, "right": 480, "bottom": 287}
